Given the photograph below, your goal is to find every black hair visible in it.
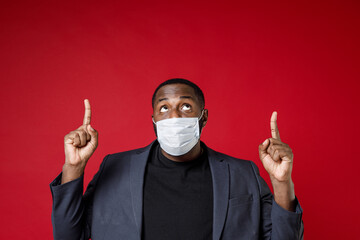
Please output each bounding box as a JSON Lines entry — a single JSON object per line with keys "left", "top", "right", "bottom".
{"left": 152, "top": 78, "right": 205, "bottom": 109}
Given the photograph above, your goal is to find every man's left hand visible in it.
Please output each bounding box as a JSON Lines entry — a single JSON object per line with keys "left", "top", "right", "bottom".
{"left": 259, "top": 111, "right": 293, "bottom": 182}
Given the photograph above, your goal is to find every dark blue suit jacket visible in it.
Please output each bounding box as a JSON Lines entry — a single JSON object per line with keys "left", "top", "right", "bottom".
{"left": 50, "top": 141, "right": 303, "bottom": 239}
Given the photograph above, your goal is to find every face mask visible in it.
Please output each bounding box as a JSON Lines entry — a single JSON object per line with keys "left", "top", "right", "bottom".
{"left": 153, "top": 111, "right": 204, "bottom": 156}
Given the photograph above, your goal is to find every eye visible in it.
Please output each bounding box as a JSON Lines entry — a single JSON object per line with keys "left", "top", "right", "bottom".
{"left": 160, "top": 105, "right": 169, "bottom": 113}
{"left": 181, "top": 104, "right": 191, "bottom": 111}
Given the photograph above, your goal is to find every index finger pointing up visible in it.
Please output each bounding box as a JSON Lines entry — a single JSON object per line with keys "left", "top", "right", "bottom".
{"left": 270, "top": 111, "right": 281, "bottom": 140}
{"left": 83, "top": 99, "right": 91, "bottom": 125}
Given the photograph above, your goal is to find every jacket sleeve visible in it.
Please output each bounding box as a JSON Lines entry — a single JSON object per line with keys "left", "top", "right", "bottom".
{"left": 50, "top": 155, "right": 109, "bottom": 240}
{"left": 250, "top": 162, "right": 304, "bottom": 240}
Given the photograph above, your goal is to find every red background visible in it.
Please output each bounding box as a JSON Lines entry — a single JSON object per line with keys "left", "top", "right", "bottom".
{"left": 0, "top": 0, "right": 359, "bottom": 239}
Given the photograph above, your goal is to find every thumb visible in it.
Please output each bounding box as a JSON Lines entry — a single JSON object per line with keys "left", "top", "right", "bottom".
{"left": 258, "top": 139, "right": 270, "bottom": 161}
{"left": 87, "top": 125, "right": 98, "bottom": 144}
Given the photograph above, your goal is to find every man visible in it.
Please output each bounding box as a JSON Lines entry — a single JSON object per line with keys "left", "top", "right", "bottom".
{"left": 50, "top": 78, "right": 303, "bottom": 240}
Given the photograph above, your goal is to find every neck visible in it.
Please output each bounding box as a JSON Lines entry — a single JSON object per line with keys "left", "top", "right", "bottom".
{"left": 161, "top": 141, "right": 202, "bottom": 162}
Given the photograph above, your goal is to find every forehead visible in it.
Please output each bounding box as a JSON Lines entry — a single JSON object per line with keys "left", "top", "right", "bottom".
{"left": 155, "top": 83, "right": 197, "bottom": 100}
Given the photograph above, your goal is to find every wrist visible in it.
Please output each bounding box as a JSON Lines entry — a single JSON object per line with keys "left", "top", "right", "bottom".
{"left": 270, "top": 176, "right": 293, "bottom": 186}
{"left": 61, "top": 163, "right": 85, "bottom": 184}
{"left": 271, "top": 178, "right": 296, "bottom": 211}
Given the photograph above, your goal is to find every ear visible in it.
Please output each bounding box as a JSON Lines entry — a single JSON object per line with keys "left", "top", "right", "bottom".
{"left": 201, "top": 109, "right": 208, "bottom": 129}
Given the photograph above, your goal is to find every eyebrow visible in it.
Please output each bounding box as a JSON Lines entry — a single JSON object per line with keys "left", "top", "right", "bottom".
{"left": 158, "top": 96, "right": 193, "bottom": 102}
{"left": 180, "top": 96, "right": 192, "bottom": 99}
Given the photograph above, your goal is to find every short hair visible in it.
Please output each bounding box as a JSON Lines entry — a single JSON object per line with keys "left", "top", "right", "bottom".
{"left": 152, "top": 78, "right": 205, "bottom": 109}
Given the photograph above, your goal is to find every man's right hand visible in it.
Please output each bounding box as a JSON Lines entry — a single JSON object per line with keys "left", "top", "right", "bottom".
{"left": 62, "top": 99, "right": 98, "bottom": 184}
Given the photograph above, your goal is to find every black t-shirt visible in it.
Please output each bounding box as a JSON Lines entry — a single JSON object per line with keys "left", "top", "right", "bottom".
{"left": 142, "top": 142, "right": 213, "bottom": 240}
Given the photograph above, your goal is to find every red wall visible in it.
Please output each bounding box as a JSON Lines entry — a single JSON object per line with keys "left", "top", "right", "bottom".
{"left": 0, "top": 0, "right": 359, "bottom": 239}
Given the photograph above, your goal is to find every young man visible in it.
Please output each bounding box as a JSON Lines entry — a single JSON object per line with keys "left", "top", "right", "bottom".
{"left": 51, "top": 78, "right": 303, "bottom": 240}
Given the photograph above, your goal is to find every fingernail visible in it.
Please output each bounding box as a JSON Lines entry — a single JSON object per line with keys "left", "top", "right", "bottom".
{"left": 262, "top": 139, "right": 268, "bottom": 145}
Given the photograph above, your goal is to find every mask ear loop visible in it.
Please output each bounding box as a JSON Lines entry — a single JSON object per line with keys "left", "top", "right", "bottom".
{"left": 152, "top": 117, "right": 156, "bottom": 124}
{"left": 198, "top": 109, "right": 204, "bottom": 120}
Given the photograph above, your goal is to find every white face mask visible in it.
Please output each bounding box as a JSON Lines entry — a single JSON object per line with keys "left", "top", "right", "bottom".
{"left": 153, "top": 111, "right": 204, "bottom": 156}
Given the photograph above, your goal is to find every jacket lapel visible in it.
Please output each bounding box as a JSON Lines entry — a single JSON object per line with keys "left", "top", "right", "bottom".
{"left": 129, "top": 142, "right": 154, "bottom": 239}
{"left": 208, "top": 148, "right": 230, "bottom": 240}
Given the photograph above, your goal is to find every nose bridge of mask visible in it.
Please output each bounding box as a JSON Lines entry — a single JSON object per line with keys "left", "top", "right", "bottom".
{"left": 152, "top": 109, "right": 204, "bottom": 124}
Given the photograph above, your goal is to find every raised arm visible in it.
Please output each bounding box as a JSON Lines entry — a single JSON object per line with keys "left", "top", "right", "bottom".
{"left": 51, "top": 99, "right": 99, "bottom": 240}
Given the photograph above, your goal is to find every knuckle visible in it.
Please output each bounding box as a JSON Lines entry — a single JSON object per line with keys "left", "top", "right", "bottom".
{"left": 77, "top": 130, "right": 86, "bottom": 137}
{"left": 69, "top": 131, "right": 77, "bottom": 135}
